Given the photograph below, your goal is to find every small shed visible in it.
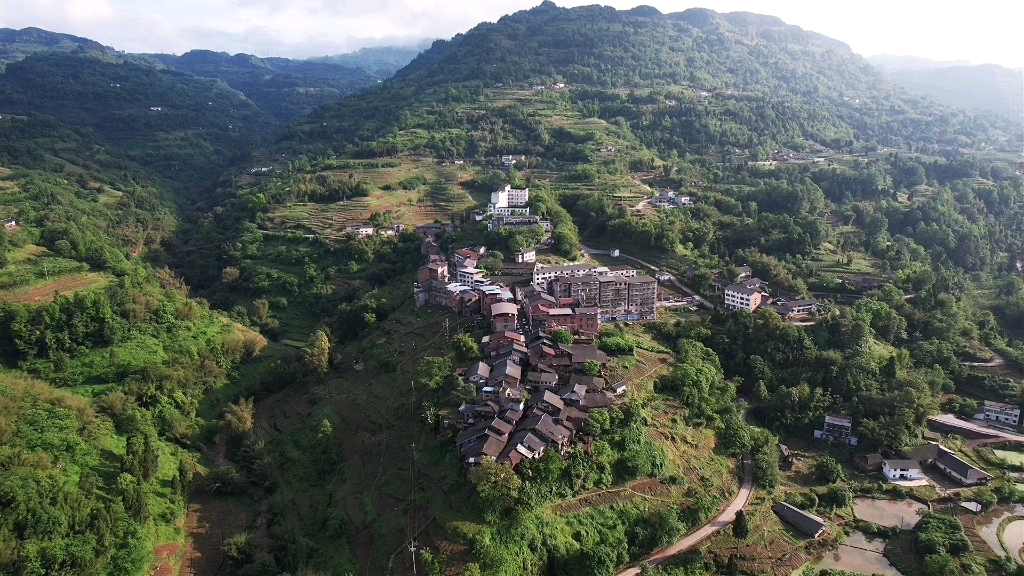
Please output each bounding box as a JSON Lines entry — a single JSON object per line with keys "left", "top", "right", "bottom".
{"left": 772, "top": 502, "right": 826, "bottom": 539}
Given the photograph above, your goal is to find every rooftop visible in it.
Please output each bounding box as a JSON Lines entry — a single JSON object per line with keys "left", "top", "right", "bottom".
{"left": 490, "top": 302, "right": 519, "bottom": 316}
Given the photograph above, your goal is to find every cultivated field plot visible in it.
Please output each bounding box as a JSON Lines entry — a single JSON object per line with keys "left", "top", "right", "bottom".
{"left": 993, "top": 449, "right": 1024, "bottom": 466}
{"left": 0, "top": 271, "right": 110, "bottom": 303}
{"left": 268, "top": 158, "right": 483, "bottom": 236}
{"left": 804, "top": 531, "right": 902, "bottom": 576}
{"left": 1004, "top": 519, "right": 1024, "bottom": 562}
{"left": 852, "top": 498, "right": 927, "bottom": 529}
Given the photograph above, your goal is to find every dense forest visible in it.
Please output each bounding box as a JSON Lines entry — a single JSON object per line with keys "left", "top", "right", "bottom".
{"left": 2, "top": 4, "right": 1024, "bottom": 576}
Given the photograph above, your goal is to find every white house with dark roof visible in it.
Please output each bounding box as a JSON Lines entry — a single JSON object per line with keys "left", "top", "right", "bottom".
{"left": 882, "top": 459, "right": 925, "bottom": 481}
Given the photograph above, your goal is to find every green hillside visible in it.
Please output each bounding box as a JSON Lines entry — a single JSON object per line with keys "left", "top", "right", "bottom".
{"left": 150, "top": 50, "right": 381, "bottom": 122}
{"left": 3, "top": 6, "right": 1024, "bottom": 576}
{"left": 0, "top": 26, "right": 108, "bottom": 70}
{"left": 887, "top": 63, "right": 1024, "bottom": 122}
{"left": 292, "top": 2, "right": 1020, "bottom": 158}
{"left": 0, "top": 52, "right": 275, "bottom": 194}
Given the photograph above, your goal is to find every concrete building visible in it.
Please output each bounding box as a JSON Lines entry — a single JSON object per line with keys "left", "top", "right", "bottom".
{"left": 882, "top": 459, "right": 925, "bottom": 482}
{"left": 550, "top": 274, "right": 656, "bottom": 321}
{"left": 724, "top": 284, "right": 763, "bottom": 312}
{"left": 936, "top": 450, "right": 993, "bottom": 486}
{"left": 490, "top": 302, "right": 519, "bottom": 333}
{"left": 814, "top": 414, "right": 858, "bottom": 446}
{"left": 488, "top": 185, "right": 530, "bottom": 215}
{"left": 976, "top": 400, "right": 1021, "bottom": 426}
{"left": 514, "top": 249, "right": 537, "bottom": 263}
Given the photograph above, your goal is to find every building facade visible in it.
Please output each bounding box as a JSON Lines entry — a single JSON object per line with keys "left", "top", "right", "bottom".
{"left": 882, "top": 459, "right": 925, "bottom": 481}
{"left": 976, "top": 400, "right": 1021, "bottom": 426}
{"left": 724, "top": 284, "right": 763, "bottom": 311}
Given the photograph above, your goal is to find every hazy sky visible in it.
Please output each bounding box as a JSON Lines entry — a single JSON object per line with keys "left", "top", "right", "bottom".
{"left": 1, "top": 0, "right": 1021, "bottom": 67}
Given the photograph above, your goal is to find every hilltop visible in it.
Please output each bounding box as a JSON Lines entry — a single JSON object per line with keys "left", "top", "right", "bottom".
{"left": 293, "top": 2, "right": 1020, "bottom": 156}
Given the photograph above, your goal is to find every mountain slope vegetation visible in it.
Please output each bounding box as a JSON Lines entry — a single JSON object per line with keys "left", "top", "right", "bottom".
{"left": 292, "top": 1, "right": 1020, "bottom": 158}
{"left": 3, "top": 5, "right": 1024, "bottom": 576}
{"left": 0, "top": 26, "right": 107, "bottom": 70}
{"left": 150, "top": 50, "right": 381, "bottom": 122}
{"left": 0, "top": 51, "right": 275, "bottom": 194}
{"left": 885, "top": 63, "right": 1024, "bottom": 122}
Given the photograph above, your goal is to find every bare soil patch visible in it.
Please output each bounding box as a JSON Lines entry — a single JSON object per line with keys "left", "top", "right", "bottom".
{"left": 853, "top": 498, "right": 927, "bottom": 529}
{"left": 0, "top": 273, "right": 108, "bottom": 303}
{"left": 151, "top": 543, "right": 182, "bottom": 576}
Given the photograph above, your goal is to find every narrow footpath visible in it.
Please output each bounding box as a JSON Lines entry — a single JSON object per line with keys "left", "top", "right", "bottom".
{"left": 615, "top": 457, "right": 754, "bottom": 576}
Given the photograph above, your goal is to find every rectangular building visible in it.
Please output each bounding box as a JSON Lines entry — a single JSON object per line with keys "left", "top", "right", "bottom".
{"left": 976, "top": 400, "right": 1021, "bottom": 426}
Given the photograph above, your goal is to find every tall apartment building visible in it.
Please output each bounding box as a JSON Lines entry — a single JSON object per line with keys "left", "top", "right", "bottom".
{"left": 487, "top": 185, "right": 530, "bottom": 215}
{"left": 551, "top": 274, "right": 656, "bottom": 321}
{"left": 533, "top": 263, "right": 636, "bottom": 289}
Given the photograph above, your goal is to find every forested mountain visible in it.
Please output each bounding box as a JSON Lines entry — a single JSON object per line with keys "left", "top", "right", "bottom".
{"left": 309, "top": 44, "right": 425, "bottom": 78}
{"left": 867, "top": 54, "right": 973, "bottom": 73}
{"left": 149, "top": 50, "right": 381, "bottom": 122}
{"left": 0, "top": 51, "right": 275, "bottom": 194}
{"left": 292, "top": 1, "right": 1020, "bottom": 157}
{"left": 0, "top": 26, "right": 108, "bottom": 70}
{"left": 4, "top": 6, "right": 1024, "bottom": 576}
{"left": 885, "top": 63, "right": 1023, "bottom": 122}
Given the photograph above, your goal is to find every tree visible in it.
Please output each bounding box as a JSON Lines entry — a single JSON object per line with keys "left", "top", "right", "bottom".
{"left": 552, "top": 329, "right": 574, "bottom": 345}
{"left": 451, "top": 333, "right": 481, "bottom": 362}
{"left": 415, "top": 356, "right": 455, "bottom": 390}
{"left": 732, "top": 509, "right": 750, "bottom": 539}
{"left": 222, "top": 533, "right": 255, "bottom": 568}
{"left": 814, "top": 456, "right": 844, "bottom": 484}
{"left": 223, "top": 397, "right": 255, "bottom": 439}
{"left": 469, "top": 458, "right": 522, "bottom": 515}
{"left": 718, "top": 413, "right": 751, "bottom": 457}
{"left": 921, "top": 554, "right": 958, "bottom": 576}
{"left": 584, "top": 360, "right": 603, "bottom": 377}
{"left": 303, "top": 329, "right": 331, "bottom": 376}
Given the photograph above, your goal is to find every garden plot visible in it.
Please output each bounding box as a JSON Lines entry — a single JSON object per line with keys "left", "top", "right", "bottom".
{"left": 975, "top": 505, "right": 1024, "bottom": 556}
{"left": 853, "top": 498, "right": 927, "bottom": 529}
{"left": 993, "top": 449, "right": 1024, "bottom": 466}
{"left": 805, "top": 531, "right": 902, "bottom": 576}
{"left": 1004, "top": 519, "right": 1024, "bottom": 562}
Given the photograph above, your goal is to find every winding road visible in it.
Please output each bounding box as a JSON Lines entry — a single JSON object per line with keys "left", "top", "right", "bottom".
{"left": 615, "top": 457, "right": 754, "bottom": 576}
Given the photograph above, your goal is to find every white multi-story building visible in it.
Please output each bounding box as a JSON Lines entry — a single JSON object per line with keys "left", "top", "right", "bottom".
{"left": 723, "top": 284, "right": 763, "bottom": 312}
{"left": 457, "top": 266, "right": 490, "bottom": 289}
{"left": 976, "top": 400, "right": 1021, "bottom": 426}
{"left": 488, "top": 185, "right": 530, "bottom": 215}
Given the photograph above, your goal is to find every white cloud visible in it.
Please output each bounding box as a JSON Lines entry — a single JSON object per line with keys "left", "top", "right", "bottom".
{"left": 0, "top": 0, "right": 1019, "bottom": 67}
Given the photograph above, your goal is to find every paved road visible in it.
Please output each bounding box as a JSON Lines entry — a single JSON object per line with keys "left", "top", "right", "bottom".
{"left": 580, "top": 246, "right": 714, "bottom": 309}
{"left": 928, "top": 414, "right": 1024, "bottom": 442}
{"left": 615, "top": 458, "right": 754, "bottom": 576}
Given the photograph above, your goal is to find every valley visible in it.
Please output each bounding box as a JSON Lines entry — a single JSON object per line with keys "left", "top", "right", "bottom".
{"left": 1, "top": 4, "right": 1024, "bottom": 576}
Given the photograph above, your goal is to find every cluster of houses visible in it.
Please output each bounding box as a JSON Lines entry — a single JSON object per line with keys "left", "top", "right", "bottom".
{"left": 415, "top": 236, "right": 659, "bottom": 328}
{"left": 341, "top": 222, "right": 406, "bottom": 238}
{"left": 651, "top": 188, "right": 695, "bottom": 209}
{"left": 713, "top": 266, "right": 820, "bottom": 317}
{"left": 814, "top": 410, "right": 1002, "bottom": 488}
{"left": 865, "top": 442, "right": 994, "bottom": 486}
{"left": 457, "top": 328, "right": 625, "bottom": 467}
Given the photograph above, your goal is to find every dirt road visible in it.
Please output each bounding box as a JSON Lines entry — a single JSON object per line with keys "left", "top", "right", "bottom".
{"left": 615, "top": 457, "right": 754, "bottom": 576}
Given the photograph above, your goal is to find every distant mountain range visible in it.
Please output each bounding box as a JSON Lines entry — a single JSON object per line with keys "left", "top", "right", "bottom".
{"left": 868, "top": 54, "right": 1023, "bottom": 122}
{"left": 310, "top": 45, "right": 429, "bottom": 78}
{"left": 0, "top": 27, "right": 423, "bottom": 123}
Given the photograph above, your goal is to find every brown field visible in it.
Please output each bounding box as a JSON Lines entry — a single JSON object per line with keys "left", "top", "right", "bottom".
{"left": 0, "top": 272, "right": 109, "bottom": 303}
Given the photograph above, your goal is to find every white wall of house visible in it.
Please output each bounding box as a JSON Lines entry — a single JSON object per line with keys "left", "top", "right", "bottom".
{"left": 882, "top": 462, "right": 924, "bottom": 481}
